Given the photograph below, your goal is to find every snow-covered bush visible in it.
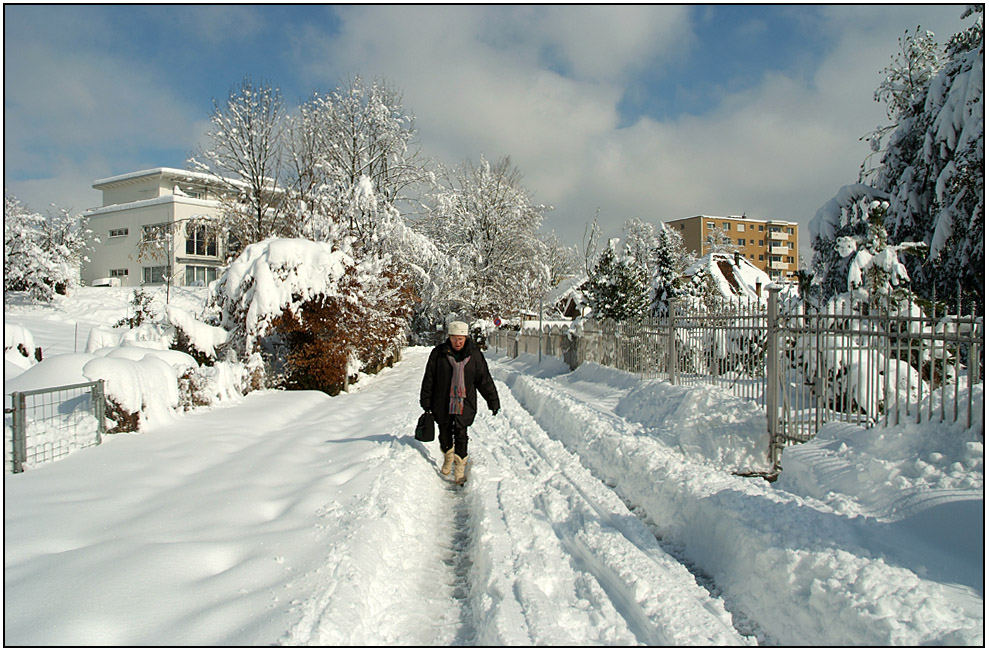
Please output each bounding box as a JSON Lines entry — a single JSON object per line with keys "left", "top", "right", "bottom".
{"left": 4, "top": 322, "right": 41, "bottom": 375}
{"left": 211, "top": 237, "right": 413, "bottom": 395}
{"left": 165, "top": 305, "right": 230, "bottom": 365}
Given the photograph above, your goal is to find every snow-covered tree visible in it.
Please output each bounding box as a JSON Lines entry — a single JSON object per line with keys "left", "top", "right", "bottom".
{"left": 4, "top": 194, "right": 90, "bottom": 301}
{"left": 583, "top": 239, "right": 651, "bottom": 323}
{"left": 651, "top": 222, "right": 691, "bottom": 315}
{"left": 621, "top": 218, "right": 656, "bottom": 273}
{"left": 704, "top": 225, "right": 736, "bottom": 254}
{"left": 819, "top": 8, "right": 984, "bottom": 308}
{"left": 190, "top": 77, "right": 290, "bottom": 257}
{"left": 423, "top": 156, "right": 552, "bottom": 319}
{"left": 288, "top": 77, "right": 431, "bottom": 252}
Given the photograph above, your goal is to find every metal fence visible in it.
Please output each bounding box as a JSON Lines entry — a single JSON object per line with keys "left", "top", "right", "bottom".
{"left": 490, "top": 287, "right": 984, "bottom": 464}
{"left": 4, "top": 380, "right": 106, "bottom": 473}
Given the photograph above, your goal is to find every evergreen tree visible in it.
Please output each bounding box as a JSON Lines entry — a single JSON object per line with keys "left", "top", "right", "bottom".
{"left": 651, "top": 222, "right": 690, "bottom": 315}
{"left": 815, "top": 8, "right": 984, "bottom": 308}
{"left": 583, "top": 240, "right": 650, "bottom": 322}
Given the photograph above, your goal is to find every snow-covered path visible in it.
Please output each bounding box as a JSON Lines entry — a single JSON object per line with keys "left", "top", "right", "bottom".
{"left": 4, "top": 347, "right": 749, "bottom": 646}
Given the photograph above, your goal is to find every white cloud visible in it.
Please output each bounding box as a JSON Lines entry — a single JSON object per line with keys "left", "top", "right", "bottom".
{"left": 292, "top": 4, "right": 969, "bottom": 254}
{"left": 4, "top": 8, "right": 206, "bottom": 214}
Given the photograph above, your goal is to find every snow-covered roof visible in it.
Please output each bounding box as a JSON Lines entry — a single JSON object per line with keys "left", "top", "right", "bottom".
{"left": 684, "top": 252, "right": 779, "bottom": 300}
{"left": 544, "top": 275, "right": 586, "bottom": 306}
{"left": 93, "top": 168, "right": 228, "bottom": 188}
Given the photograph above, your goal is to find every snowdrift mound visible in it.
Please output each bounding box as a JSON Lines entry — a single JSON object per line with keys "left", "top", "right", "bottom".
{"left": 615, "top": 379, "right": 771, "bottom": 473}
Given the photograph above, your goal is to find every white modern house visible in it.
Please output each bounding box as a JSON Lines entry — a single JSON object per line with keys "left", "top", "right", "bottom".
{"left": 82, "top": 168, "right": 232, "bottom": 288}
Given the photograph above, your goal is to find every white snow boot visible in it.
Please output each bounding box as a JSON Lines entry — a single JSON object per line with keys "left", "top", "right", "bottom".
{"left": 453, "top": 454, "right": 468, "bottom": 485}
{"left": 441, "top": 449, "right": 455, "bottom": 475}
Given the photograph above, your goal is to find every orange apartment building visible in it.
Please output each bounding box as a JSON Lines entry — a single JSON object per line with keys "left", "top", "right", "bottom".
{"left": 665, "top": 215, "right": 799, "bottom": 282}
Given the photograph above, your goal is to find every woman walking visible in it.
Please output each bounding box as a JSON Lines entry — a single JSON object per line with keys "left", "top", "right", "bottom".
{"left": 419, "top": 321, "right": 500, "bottom": 484}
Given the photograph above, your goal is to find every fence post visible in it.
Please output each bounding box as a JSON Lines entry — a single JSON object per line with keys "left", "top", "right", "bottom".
{"left": 93, "top": 380, "right": 106, "bottom": 445}
{"left": 11, "top": 391, "right": 27, "bottom": 473}
{"left": 667, "top": 307, "right": 677, "bottom": 385}
{"left": 766, "top": 287, "right": 781, "bottom": 466}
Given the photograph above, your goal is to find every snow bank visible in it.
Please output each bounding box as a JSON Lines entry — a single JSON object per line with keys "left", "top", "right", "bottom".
{"left": 615, "top": 380, "right": 771, "bottom": 472}
{"left": 498, "top": 364, "right": 982, "bottom": 646}
{"left": 497, "top": 355, "right": 770, "bottom": 472}
{"left": 776, "top": 385, "right": 984, "bottom": 592}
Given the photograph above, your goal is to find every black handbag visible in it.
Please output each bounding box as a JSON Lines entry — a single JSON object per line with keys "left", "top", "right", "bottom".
{"left": 414, "top": 411, "right": 435, "bottom": 442}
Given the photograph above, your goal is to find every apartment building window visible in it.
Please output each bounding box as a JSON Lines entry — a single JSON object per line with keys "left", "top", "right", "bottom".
{"left": 185, "top": 223, "right": 218, "bottom": 257}
{"left": 737, "top": 238, "right": 745, "bottom": 246}
{"left": 108, "top": 228, "right": 128, "bottom": 238}
{"left": 759, "top": 240, "right": 764, "bottom": 246}
{"left": 142, "top": 266, "right": 169, "bottom": 284}
{"left": 736, "top": 224, "right": 745, "bottom": 231}
{"left": 185, "top": 265, "right": 218, "bottom": 287}
{"left": 109, "top": 268, "right": 128, "bottom": 277}
{"left": 706, "top": 221, "right": 715, "bottom": 229}
{"left": 788, "top": 227, "right": 794, "bottom": 234}
{"left": 759, "top": 255, "right": 764, "bottom": 261}
{"left": 758, "top": 225, "right": 764, "bottom": 231}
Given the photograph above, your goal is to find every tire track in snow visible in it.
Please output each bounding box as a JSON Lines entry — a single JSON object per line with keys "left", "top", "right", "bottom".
{"left": 464, "top": 379, "right": 751, "bottom": 646}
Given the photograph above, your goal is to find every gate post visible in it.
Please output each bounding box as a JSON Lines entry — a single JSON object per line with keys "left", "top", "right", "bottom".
{"left": 11, "top": 391, "right": 27, "bottom": 473}
{"left": 93, "top": 380, "right": 106, "bottom": 445}
{"left": 766, "top": 287, "right": 781, "bottom": 466}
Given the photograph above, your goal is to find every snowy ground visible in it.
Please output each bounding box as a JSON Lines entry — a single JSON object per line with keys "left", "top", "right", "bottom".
{"left": 3, "top": 289, "right": 984, "bottom": 645}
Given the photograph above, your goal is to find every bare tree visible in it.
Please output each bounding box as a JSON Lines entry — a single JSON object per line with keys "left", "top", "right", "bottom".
{"left": 189, "top": 77, "right": 289, "bottom": 257}
{"left": 287, "top": 76, "right": 431, "bottom": 247}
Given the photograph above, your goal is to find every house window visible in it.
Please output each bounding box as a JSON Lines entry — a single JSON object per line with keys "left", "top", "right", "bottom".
{"left": 185, "top": 265, "right": 218, "bottom": 287}
{"left": 185, "top": 223, "right": 218, "bottom": 257}
{"left": 109, "top": 268, "right": 128, "bottom": 277}
{"left": 142, "top": 266, "right": 169, "bottom": 284}
{"left": 108, "top": 228, "right": 128, "bottom": 238}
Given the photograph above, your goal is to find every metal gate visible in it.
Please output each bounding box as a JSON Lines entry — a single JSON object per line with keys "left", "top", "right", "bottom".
{"left": 5, "top": 380, "right": 106, "bottom": 473}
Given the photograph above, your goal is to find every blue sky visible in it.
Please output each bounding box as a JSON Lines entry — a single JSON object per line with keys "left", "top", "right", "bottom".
{"left": 3, "top": 4, "right": 971, "bottom": 254}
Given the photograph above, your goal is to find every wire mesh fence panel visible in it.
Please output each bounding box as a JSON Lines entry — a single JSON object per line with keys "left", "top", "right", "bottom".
{"left": 5, "top": 381, "right": 105, "bottom": 473}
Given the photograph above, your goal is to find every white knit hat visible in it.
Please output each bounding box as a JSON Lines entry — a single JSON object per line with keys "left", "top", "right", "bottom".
{"left": 448, "top": 321, "right": 469, "bottom": 336}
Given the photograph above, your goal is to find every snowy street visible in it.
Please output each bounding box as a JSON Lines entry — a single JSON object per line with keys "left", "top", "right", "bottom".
{"left": 4, "top": 346, "right": 982, "bottom": 646}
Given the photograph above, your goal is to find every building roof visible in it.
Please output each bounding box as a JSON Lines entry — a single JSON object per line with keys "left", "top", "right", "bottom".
{"left": 93, "top": 167, "right": 228, "bottom": 188}
{"left": 668, "top": 214, "right": 799, "bottom": 226}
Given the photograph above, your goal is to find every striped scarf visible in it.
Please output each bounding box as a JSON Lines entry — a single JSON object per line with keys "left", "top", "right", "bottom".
{"left": 447, "top": 354, "right": 471, "bottom": 415}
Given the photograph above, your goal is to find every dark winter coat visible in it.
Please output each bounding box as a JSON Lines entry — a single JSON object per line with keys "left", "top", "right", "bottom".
{"left": 420, "top": 338, "right": 500, "bottom": 426}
